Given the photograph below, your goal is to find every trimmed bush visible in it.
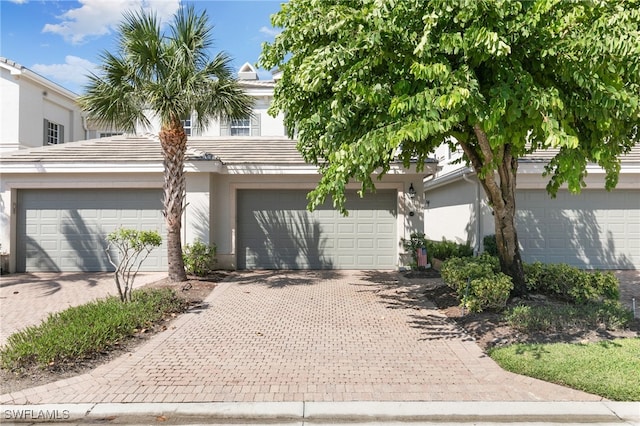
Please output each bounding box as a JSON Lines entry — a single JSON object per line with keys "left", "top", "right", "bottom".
{"left": 426, "top": 238, "right": 474, "bottom": 262}
{"left": 524, "top": 262, "right": 620, "bottom": 304}
{"left": 462, "top": 274, "right": 513, "bottom": 312}
{"left": 441, "top": 254, "right": 513, "bottom": 312}
{"left": 183, "top": 240, "right": 217, "bottom": 276}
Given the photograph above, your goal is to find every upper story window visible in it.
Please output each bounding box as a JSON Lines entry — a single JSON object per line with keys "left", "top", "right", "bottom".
{"left": 43, "top": 119, "right": 64, "bottom": 145}
{"left": 98, "top": 132, "right": 123, "bottom": 138}
{"left": 181, "top": 116, "right": 193, "bottom": 136}
{"left": 230, "top": 118, "right": 250, "bottom": 136}
{"left": 221, "top": 114, "right": 260, "bottom": 136}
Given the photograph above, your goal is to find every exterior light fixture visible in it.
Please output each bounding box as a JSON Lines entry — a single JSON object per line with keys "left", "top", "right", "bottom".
{"left": 407, "top": 183, "right": 416, "bottom": 199}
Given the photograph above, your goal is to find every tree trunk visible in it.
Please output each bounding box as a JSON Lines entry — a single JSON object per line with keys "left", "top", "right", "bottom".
{"left": 159, "top": 120, "right": 188, "bottom": 282}
{"left": 459, "top": 126, "right": 527, "bottom": 296}
{"left": 491, "top": 192, "right": 526, "bottom": 297}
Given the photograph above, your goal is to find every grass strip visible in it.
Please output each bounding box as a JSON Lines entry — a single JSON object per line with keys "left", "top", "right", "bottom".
{"left": 1, "top": 288, "right": 184, "bottom": 371}
{"left": 489, "top": 338, "right": 640, "bottom": 401}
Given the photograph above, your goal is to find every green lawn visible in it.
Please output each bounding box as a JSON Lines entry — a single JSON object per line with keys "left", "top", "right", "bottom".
{"left": 489, "top": 338, "right": 640, "bottom": 401}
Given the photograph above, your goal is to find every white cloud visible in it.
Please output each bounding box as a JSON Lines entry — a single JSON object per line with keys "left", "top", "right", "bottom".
{"left": 31, "top": 56, "right": 98, "bottom": 90}
{"left": 9, "top": 0, "right": 28, "bottom": 4}
{"left": 259, "top": 26, "right": 280, "bottom": 38}
{"left": 42, "top": 0, "right": 180, "bottom": 45}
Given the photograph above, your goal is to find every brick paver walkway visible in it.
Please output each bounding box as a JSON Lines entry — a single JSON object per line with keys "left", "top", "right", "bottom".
{"left": 1, "top": 270, "right": 606, "bottom": 404}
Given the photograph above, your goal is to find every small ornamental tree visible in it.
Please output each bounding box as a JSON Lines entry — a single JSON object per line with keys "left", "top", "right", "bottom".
{"left": 106, "top": 228, "right": 162, "bottom": 302}
{"left": 261, "top": 0, "right": 640, "bottom": 296}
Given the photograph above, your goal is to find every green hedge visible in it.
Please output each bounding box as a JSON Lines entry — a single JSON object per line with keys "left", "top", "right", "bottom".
{"left": 426, "top": 238, "right": 474, "bottom": 262}
{"left": 524, "top": 262, "right": 620, "bottom": 304}
{"left": 440, "top": 256, "right": 622, "bottom": 313}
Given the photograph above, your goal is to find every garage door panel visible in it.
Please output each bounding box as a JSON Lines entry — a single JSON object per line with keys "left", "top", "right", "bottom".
{"left": 337, "top": 239, "right": 355, "bottom": 249}
{"left": 357, "top": 210, "right": 374, "bottom": 219}
{"left": 377, "top": 223, "right": 394, "bottom": 233}
{"left": 17, "top": 189, "right": 166, "bottom": 272}
{"left": 357, "top": 239, "right": 374, "bottom": 249}
{"left": 377, "top": 239, "right": 394, "bottom": 249}
{"left": 357, "top": 223, "right": 374, "bottom": 233}
{"left": 318, "top": 210, "right": 336, "bottom": 219}
{"left": 237, "top": 189, "right": 397, "bottom": 269}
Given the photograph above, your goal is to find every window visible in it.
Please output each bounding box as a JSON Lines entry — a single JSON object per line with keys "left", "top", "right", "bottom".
{"left": 43, "top": 119, "right": 64, "bottom": 145}
{"left": 221, "top": 114, "right": 260, "bottom": 136}
{"left": 98, "top": 132, "right": 123, "bottom": 138}
{"left": 230, "top": 118, "right": 250, "bottom": 136}
{"left": 181, "top": 116, "right": 192, "bottom": 136}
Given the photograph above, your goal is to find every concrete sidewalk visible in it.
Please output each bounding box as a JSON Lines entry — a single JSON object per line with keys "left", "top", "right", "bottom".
{"left": 2, "top": 401, "right": 639, "bottom": 424}
{"left": 1, "top": 271, "right": 606, "bottom": 404}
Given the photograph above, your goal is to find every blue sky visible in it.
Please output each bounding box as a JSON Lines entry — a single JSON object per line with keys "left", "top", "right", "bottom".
{"left": 0, "top": 0, "right": 283, "bottom": 94}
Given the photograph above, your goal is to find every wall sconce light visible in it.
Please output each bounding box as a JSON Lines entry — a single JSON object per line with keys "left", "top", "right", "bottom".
{"left": 425, "top": 200, "right": 430, "bottom": 208}
{"left": 407, "top": 183, "right": 416, "bottom": 199}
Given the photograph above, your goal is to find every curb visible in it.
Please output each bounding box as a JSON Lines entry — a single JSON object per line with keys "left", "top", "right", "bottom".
{"left": 2, "top": 401, "right": 638, "bottom": 424}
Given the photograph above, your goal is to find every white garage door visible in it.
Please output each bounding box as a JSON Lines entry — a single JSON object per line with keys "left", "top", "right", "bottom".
{"left": 237, "top": 189, "right": 397, "bottom": 269}
{"left": 516, "top": 189, "right": 639, "bottom": 269}
{"left": 17, "top": 189, "right": 166, "bottom": 272}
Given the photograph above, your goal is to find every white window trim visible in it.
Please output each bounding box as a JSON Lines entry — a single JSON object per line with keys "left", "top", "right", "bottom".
{"left": 44, "top": 119, "right": 64, "bottom": 145}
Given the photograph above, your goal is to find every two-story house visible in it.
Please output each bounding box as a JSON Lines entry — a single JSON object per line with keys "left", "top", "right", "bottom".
{"left": 0, "top": 62, "right": 434, "bottom": 273}
{"left": 0, "top": 57, "right": 124, "bottom": 153}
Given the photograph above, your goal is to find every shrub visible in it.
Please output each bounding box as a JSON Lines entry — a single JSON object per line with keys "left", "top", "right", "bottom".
{"left": 462, "top": 274, "right": 513, "bottom": 313}
{"left": 400, "top": 232, "right": 432, "bottom": 269}
{"left": 505, "top": 300, "right": 633, "bottom": 333}
{"left": 426, "top": 238, "right": 474, "bottom": 262}
{"left": 441, "top": 254, "right": 513, "bottom": 312}
{"left": 524, "top": 262, "right": 620, "bottom": 304}
{"left": 0, "top": 289, "right": 183, "bottom": 371}
{"left": 482, "top": 234, "right": 499, "bottom": 256}
{"left": 183, "top": 240, "right": 217, "bottom": 276}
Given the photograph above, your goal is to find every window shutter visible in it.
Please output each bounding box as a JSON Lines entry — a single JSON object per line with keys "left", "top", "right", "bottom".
{"left": 43, "top": 119, "right": 49, "bottom": 145}
{"left": 250, "top": 114, "right": 260, "bottom": 136}
{"left": 220, "top": 119, "right": 230, "bottom": 136}
{"left": 59, "top": 125, "right": 64, "bottom": 144}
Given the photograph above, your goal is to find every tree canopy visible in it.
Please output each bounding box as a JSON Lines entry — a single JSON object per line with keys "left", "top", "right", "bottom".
{"left": 261, "top": 0, "right": 640, "bottom": 293}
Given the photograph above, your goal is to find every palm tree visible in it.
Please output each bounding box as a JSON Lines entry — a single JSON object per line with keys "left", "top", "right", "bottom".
{"left": 79, "top": 6, "right": 253, "bottom": 282}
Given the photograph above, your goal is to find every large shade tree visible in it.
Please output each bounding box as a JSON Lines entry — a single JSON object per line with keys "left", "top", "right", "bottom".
{"left": 80, "top": 6, "right": 253, "bottom": 282}
{"left": 260, "top": 0, "right": 640, "bottom": 295}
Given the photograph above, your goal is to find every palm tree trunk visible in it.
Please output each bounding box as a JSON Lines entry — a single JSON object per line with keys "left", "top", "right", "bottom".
{"left": 159, "top": 121, "right": 188, "bottom": 282}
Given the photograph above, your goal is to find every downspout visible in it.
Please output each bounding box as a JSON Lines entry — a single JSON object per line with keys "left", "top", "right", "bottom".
{"left": 462, "top": 172, "right": 482, "bottom": 255}
{"left": 81, "top": 115, "right": 89, "bottom": 140}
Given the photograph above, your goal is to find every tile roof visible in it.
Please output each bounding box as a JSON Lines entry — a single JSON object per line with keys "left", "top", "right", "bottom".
{"left": 0, "top": 136, "right": 438, "bottom": 168}
{"left": 0, "top": 136, "right": 305, "bottom": 165}
{"left": 520, "top": 144, "right": 640, "bottom": 164}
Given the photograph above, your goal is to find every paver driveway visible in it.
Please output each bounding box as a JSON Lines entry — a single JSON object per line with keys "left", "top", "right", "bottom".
{"left": 1, "top": 270, "right": 600, "bottom": 404}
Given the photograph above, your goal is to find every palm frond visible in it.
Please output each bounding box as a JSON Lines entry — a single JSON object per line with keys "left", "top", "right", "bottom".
{"left": 79, "top": 4, "right": 253, "bottom": 134}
